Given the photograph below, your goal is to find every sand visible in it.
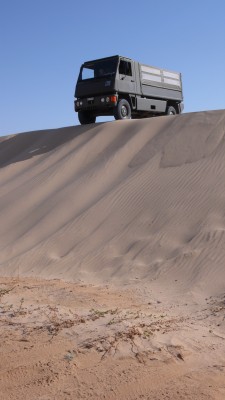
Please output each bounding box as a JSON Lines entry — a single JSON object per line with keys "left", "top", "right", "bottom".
{"left": 0, "top": 109, "right": 225, "bottom": 399}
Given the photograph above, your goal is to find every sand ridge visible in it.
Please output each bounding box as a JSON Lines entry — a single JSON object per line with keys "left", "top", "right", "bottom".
{"left": 0, "top": 110, "right": 225, "bottom": 295}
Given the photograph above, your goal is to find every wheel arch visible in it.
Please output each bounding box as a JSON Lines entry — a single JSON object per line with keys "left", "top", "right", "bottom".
{"left": 166, "top": 101, "right": 180, "bottom": 114}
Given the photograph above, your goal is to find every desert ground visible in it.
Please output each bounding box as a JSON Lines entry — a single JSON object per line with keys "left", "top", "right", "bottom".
{"left": 1, "top": 110, "right": 225, "bottom": 399}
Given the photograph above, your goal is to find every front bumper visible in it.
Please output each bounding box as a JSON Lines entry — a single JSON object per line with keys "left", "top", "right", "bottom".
{"left": 74, "top": 94, "right": 118, "bottom": 112}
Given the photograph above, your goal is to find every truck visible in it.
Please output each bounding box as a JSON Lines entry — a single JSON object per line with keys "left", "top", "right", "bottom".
{"left": 74, "top": 55, "right": 183, "bottom": 124}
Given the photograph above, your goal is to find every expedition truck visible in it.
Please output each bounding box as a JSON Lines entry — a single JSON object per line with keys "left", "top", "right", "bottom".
{"left": 74, "top": 55, "right": 183, "bottom": 124}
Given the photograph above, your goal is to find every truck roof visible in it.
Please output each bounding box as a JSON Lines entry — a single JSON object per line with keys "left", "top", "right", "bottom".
{"left": 83, "top": 55, "right": 130, "bottom": 64}
{"left": 82, "top": 55, "right": 181, "bottom": 75}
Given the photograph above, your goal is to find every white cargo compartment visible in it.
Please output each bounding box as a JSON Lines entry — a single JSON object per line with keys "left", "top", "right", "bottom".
{"left": 140, "top": 64, "right": 182, "bottom": 90}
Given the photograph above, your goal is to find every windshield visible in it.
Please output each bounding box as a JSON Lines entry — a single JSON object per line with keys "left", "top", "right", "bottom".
{"left": 79, "top": 58, "right": 118, "bottom": 81}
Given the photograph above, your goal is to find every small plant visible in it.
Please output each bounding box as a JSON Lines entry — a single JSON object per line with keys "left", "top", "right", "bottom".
{"left": 143, "top": 330, "right": 153, "bottom": 338}
{"left": 90, "top": 309, "right": 108, "bottom": 318}
{"left": 18, "top": 298, "right": 24, "bottom": 312}
{"left": 107, "top": 318, "right": 116, "bottom": 326}
{"left": 64, "top": 350, "right": 75, "bottom": 362}
{"left": 0, "top": 286, "right": 15, "bottom": 299}
{"left": 89, "top": 308, "right": 118, "bottom": 321}
{"left": 43, "top": 306, "right": 76, "bottom": 338}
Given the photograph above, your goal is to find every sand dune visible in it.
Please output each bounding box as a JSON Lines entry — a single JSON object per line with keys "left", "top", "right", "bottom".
{"left": 1, "top": 110, "right": 225, "bottom": 399}
{"left": 1, "top": 110, "right": 225, "bottom": 295}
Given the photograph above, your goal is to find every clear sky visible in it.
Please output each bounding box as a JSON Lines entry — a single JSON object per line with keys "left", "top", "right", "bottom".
{"left": 1, "top": 0, "right": 225, "bottom": 136}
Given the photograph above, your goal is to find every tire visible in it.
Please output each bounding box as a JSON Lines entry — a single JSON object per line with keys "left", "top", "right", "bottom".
{"left": 78, "top": 111, "right": 96, "bottom": 125}
{"left": 166, "top": 106, "right": 177, "bottom": 116}
{"left": 114, "top": 99, "right": 131, "bottom": 120}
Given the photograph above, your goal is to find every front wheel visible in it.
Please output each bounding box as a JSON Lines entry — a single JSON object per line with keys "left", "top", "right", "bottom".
{"left": 166, "top": 106, "right": 177, "bottom": 116}
{"left": 114, "top": 99, "right": 131, "bottom": 120}
{"left": 78, "top": 111, "right": 96, "bottom": 125}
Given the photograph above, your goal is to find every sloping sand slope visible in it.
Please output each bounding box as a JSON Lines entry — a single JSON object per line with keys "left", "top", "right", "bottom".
{"left": 1, "top": 110, "right": 225, "bottom": 296}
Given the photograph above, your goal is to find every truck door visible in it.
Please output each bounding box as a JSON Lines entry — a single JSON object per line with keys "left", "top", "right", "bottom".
{"left": 118, "top": 58, "right": 136, "bottom": 94}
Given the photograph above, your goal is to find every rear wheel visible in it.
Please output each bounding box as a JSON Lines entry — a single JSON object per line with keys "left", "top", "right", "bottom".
{"left": 78, "top": 111, "right": 96, "bottom": 125}
{"left": 114, "top": 99, "right": 131, "bottom": 120}
{"left": 166, "top": 106, "right": 177, "bottom": 116}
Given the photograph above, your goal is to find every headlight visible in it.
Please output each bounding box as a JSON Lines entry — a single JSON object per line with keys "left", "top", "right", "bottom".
{"left": 106, "top": 97, "right": 110, "bottom": 103}
{"left": 80, "top": 101, "right": 83, "bottom": 106}
{"left": 101, "top": 97, "right": 105, "bottom": 103}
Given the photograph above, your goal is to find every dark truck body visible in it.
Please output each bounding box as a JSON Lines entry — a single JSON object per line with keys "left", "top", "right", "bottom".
{"left": 74, "top": 55, "right": 183, "bottom": 124}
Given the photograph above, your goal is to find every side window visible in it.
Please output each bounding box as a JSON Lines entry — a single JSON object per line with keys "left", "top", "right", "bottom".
{"left": 119, "top": 60, "right": 132, "bottom": 76}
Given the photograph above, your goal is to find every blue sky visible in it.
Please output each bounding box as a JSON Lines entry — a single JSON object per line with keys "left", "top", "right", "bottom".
{"left": 1, "top": 0, "right": 225, "bottom": 136}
